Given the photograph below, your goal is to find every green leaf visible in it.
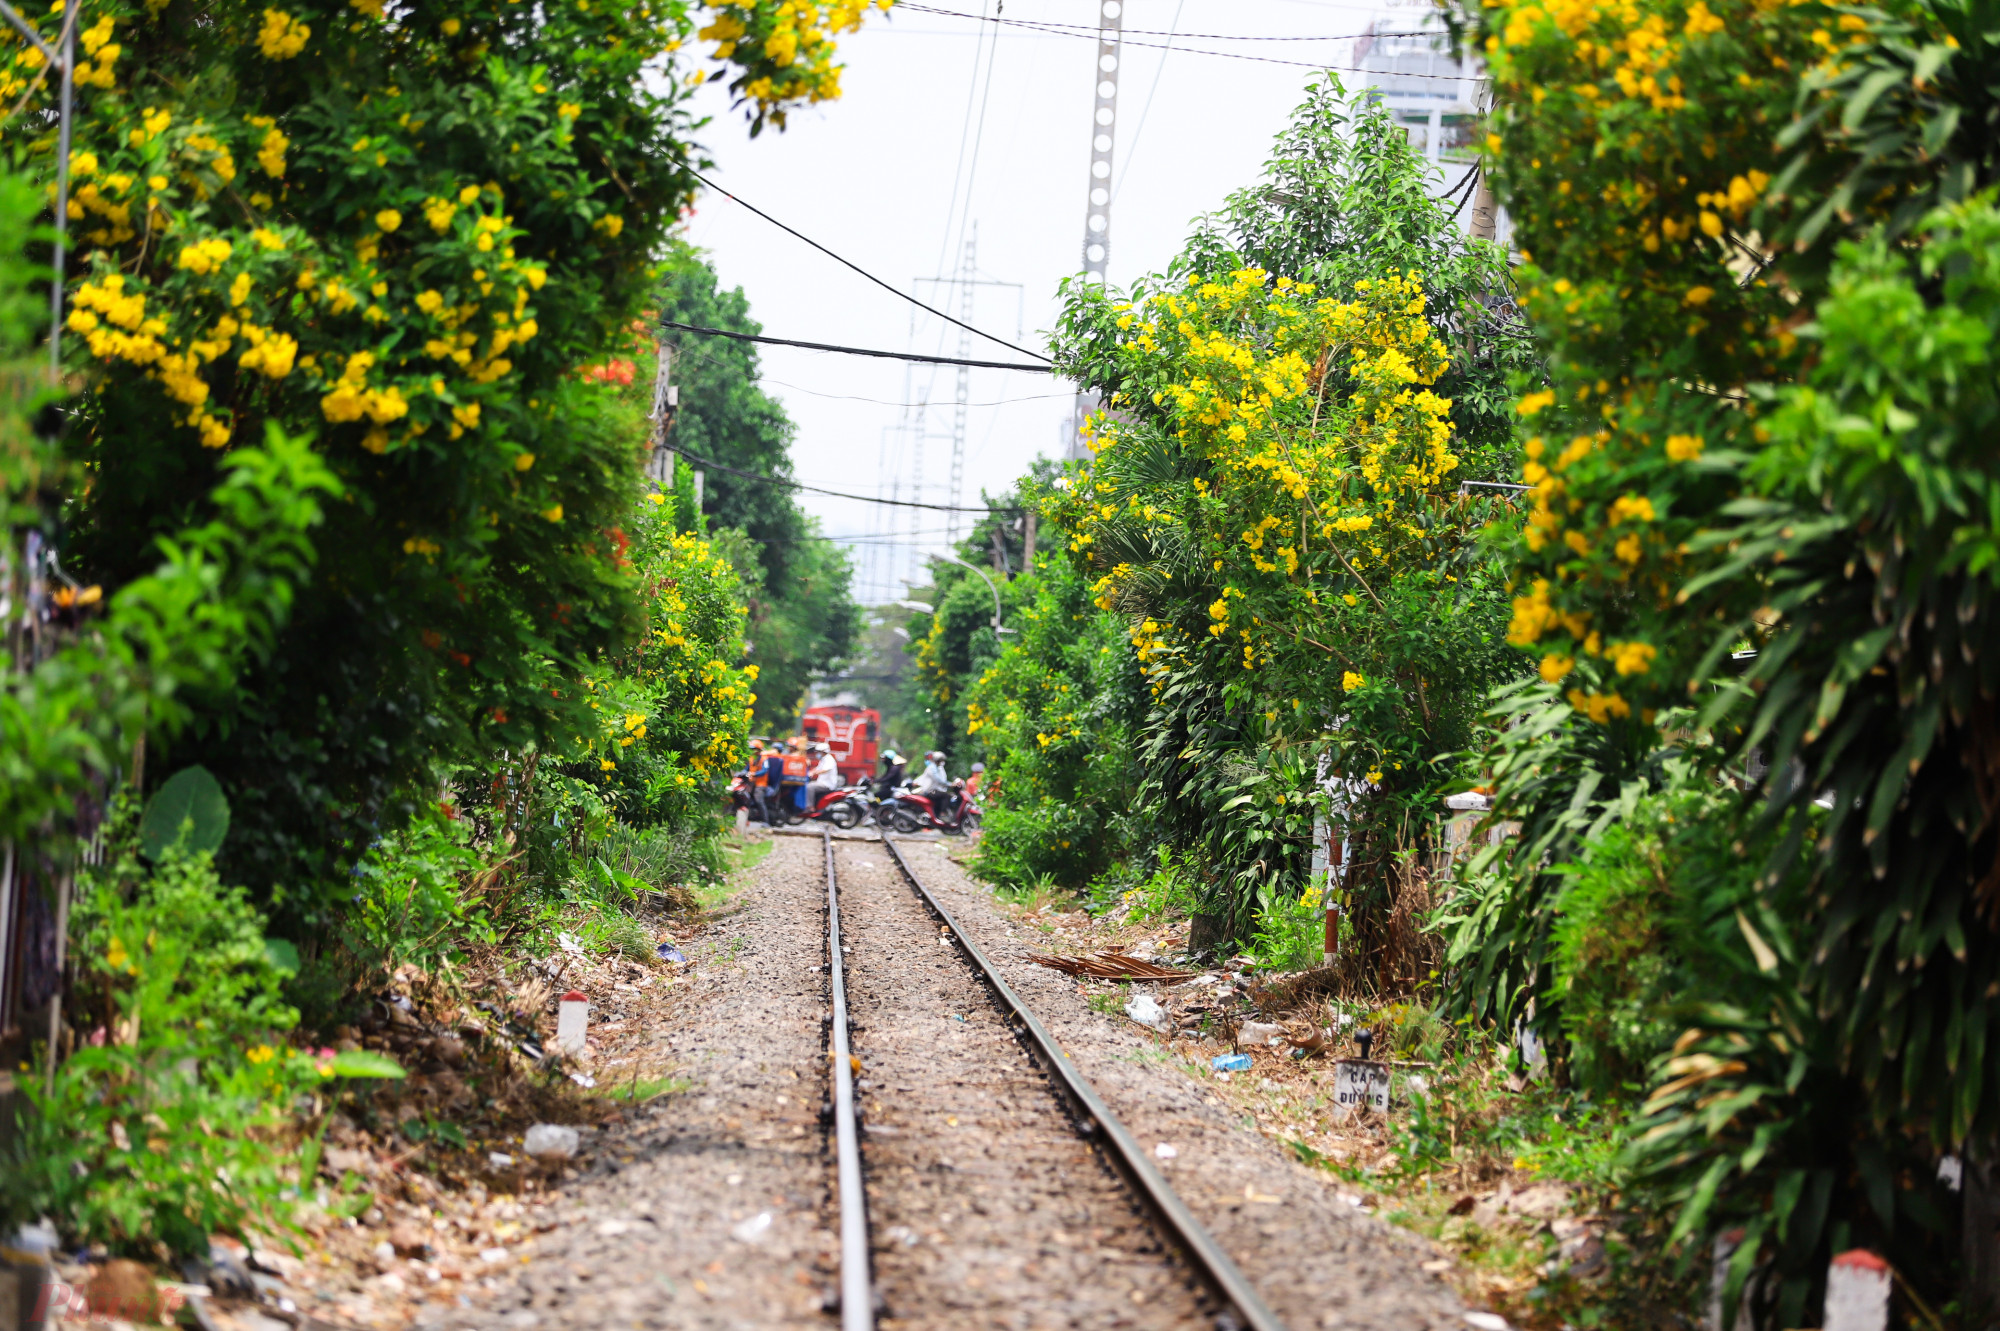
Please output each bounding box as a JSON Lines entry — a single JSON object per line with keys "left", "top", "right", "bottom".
{"left": 140, "top": 765, "right": 231, "bottom": 861}
{"left": 326, "top": 1049, "right": 407, "bottom": 1079}
{"left": 263, "top": 938, "right": 301, "bottom": 976}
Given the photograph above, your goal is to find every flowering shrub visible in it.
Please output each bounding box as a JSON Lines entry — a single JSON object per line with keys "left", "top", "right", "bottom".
{"left": 1043, "top": 83, "right": 1525, "bottom": 932}
{"left": 577, "top": 490, "right": 754, "bottom": 827}
{"left": 0, "top": 0, "right": 888, "bottom": 900}
{"left": 2, "top": 815, "right": 338, "bottom": 1258}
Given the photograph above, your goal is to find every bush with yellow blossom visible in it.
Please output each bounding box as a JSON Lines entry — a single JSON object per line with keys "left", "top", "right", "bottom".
{"left": 0, "top": 0, "right": 888, "bottom": 907}
{"left": 1449, "top": 0, "right": 2000, "bottom": 1309}
{"left": 1042, "top": 80, "right": 1531, "bottom": 939}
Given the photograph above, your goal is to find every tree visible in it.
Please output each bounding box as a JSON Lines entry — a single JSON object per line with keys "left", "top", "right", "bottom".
{"left": 1046, "top": 78, "right": 1527, "bottom": 938}
{"left": 1451, "top": 0, "right": 2000, "bottom": 1312}
{"left": 4, "top": 0, "right": 887, "bottom": 909}
{"left": 657, "top": 243, "right": 859, "bottom": 730}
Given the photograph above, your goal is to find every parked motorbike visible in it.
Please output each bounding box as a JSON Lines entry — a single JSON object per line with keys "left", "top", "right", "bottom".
{"left": 794, "top": 783, "right": 870, "bottom": 830}
{"left": 875, "top": 780, "right": 980, "bottom": 834}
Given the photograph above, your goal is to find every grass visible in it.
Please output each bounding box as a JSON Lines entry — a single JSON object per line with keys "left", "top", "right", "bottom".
{"left": 592, "top": 1075, "right": 691, "bottom": 1104}
{"left": 707, "top": 839, "right": 771, "bottom": 912}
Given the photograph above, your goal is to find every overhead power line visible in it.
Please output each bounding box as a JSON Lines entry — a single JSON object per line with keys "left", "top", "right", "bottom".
{"left": 660, "top": 320, "right": 1055, "bottom": 373}
{"left": 900, "top": 6, "right": 1484, "bottom": 81}
{"left": 685, "top": 166, "right": 1051, "bottom": 364}
{"left": 898, "top": 5, "right": 1428, "bottom": 43}
{"left": 667, "top": 442, "right": 1025, "bottom": 514}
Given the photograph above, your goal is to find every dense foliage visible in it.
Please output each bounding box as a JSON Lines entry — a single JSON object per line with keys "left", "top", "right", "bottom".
{"left": 0, "top": 0, "right": 885, "bottom": 913}
{"left": 657, "top": 243, "right": 860, "bottom": 730}
{"left": 1041, "top": 80, "right": 1528, "bottom": 937}
{"left": 1446, "top": 0, "right": 2000, "bottom": 1312}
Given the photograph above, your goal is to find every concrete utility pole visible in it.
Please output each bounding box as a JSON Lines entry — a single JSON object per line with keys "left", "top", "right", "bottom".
{"left": 1068, "top": 0, "right": 1123, "bottom": 463}
{"left": 647, "top": 339, "right": 678, "bottom": 485}
{"left": 946, "top": 229, "right": 976, "bottom": 547}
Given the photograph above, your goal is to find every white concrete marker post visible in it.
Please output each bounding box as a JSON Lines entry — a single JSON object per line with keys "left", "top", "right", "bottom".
{"left": 1332, "top": 1059, "right": 1389, "bottom": 1115}
{"left": 1823, "top": 1249, "right": 1892, "bottom": 1331}
{"left": 556, "top": 990, "right": 589, "bottom": 1057}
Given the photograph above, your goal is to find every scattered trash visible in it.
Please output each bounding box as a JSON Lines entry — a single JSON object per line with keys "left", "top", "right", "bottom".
{"left": 1030, "top": 950, "right": 1193, "bottom": 980}
{"left": 373, "top": 1241, "right": 395, "bottom": 1263}
{"left": 556, "top": 991, "right": 589, "bottom": 1056}
{"left": 1212, "top": 1053, "right": 1252, "bottom": 1073}
{"left": 885, "top": 1225, "right": 919, "bottom": 1248}
{"left": 1124, "top": 993, "right": 1169, "bottom": 1030}
{"left": 594, "top": 1220, "right": 634, "bottom": 1237}
{"left": 1154, "top": 1143, "right": 1179, "bottom": 1160}
{"left": 655, "top": 942, "right": 687, "bottom": 964}
{"left": 479, "top": 1248, "right": 508, "bottom": 1265}
{"left": 522, "top": 1124, "right": 580, "bottom": 1159}
{"left": 556, "top": 932, "right": 585, "bottom": 956}
{"left": 731, "top": 1212, "right": 774, "bottom": 1243}
{"left": 1463, "top": 1314, "right": 1511, "bottom": 1331}
{"left": 487, "top": 1152, "right": 514, "bottom": 1169}
{"left": 1237, "top": 1020, "right": 1285, "bottom": 1047}
{"left": 568, "top": 1071, "right": 597, "bottom": 1088}
{"left": 1405, "top": 1073, "right": 1431, "bottom": 1098}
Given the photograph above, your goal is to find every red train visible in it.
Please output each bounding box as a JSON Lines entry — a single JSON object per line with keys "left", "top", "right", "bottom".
{"left": 800, "top": 705, "right": 882, "bottom": 788}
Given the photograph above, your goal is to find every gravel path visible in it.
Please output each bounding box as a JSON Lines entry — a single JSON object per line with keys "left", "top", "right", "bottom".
{"left": 439, "top": 831, "right": 1472, "bottom": 1331}
{"left": 886, "top": 837, "right": 1472, "bottom": 1331}
{"left": 834, "top": 844, "right": 1214, "bottom": 1330}
{"left": 442, "top": 835, "right": 833, "bottom": 1331}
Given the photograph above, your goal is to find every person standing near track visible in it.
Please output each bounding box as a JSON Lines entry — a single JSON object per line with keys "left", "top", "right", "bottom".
{"left": 757, "top": 742, "right": 785, "bottom": 827}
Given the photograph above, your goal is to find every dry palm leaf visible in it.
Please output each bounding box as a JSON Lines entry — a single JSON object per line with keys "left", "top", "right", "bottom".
{"left": 1027, "top": 950, "right": 1193, "bottom": 981}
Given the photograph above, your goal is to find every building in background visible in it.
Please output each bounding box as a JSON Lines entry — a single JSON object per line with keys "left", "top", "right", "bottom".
{"left": 1350, "top": 21, "right": 1507, "bottom": 245}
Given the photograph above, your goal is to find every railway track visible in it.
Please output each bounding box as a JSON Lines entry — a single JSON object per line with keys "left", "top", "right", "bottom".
{"left": 820, "top": 829, "right": 1286, "bottom": 1330}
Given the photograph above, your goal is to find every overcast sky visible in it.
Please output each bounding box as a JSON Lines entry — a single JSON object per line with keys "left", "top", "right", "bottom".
{"left": 676, "top": 0, "right": 1432, "bottom": 603}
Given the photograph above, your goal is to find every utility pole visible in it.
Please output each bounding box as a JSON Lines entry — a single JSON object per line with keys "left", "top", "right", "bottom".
{"left": 1070, "top": 0, "right": 1122, "bottom": 461}
{"left": 647, "top": 338, "right": 678, "bottom": 485}
{"left": 946, "top": 228, "right": 976, "bottom": 548}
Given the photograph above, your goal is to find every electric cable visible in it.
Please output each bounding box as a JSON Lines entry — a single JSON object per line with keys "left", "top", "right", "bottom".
{"left": 660, "top": 320, "right": 1054, "bottom": 373}
{"left": 896, "top": 7, "right": 1483, "bottom": 80}
{"left": 898, "top": 5, "right": 1427, "bottom": 43}
{"left": 685, "top": 166, "right": 1051, "bottom": 364}
{"left": 1111, "top": 0, "right": 1187, "bottom": 207}
{"left": 670, "top": 336, "right": 1064, "bottom": 407}
{"left": 664, "top": 443, "right": 1024, "bottom": 514}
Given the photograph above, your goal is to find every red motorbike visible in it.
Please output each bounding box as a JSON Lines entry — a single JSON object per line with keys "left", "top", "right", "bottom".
{"left": 875, "top": 781, "right": 980, "bottom": 835}
{"left": 797, "top": 783, "right": 870, "bottom": 830}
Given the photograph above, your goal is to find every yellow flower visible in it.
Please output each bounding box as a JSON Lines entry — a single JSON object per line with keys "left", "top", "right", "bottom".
{"left": 1609, "top": 640, "right": 1658, "bottom": 676}
{"left": 1539, "top": 654, "right": 1573, "bottom": 684}
{"left": 441, "top": 17, "right": 463, "bottom": 35}
{"left": 542, "top": 504, "right": 563, "bottom": 522}
{"left": 1665, "top": 433, "right": 1704, "bottom": 462}
{"left": 515, "top": 453, "right": 535, "bottom": 471}
{"left": 375, "top": 208, "right": 403, "bottom": 233}
{"left": 257, "top": 9, "right": 311, "bottom": 59}
{"left": 1342, "top": 671, "right": 1366, "bottom": 692}
{"left": 246, "top": 1044, "right": 276, "bottom": 1064}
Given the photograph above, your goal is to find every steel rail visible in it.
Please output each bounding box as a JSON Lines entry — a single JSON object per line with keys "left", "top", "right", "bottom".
{"left": 878, "top": 833, "right": 1287, "bottom": 1331}
{"left": 823, "top": 830, "right": 874, "bottom": 1331}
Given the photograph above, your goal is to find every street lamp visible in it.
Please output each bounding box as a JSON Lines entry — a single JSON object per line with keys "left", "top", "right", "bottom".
{"left": 940, "top": 555, "right": 1014, "bottom": 636}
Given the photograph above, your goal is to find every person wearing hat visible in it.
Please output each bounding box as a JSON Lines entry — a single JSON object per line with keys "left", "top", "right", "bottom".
{"left": 964, "top": 761, "right": 986, "bottom": 800}
{"left": 805, "top": 742, "right": 840, "bottom": 814}
{"left": 877, "top": 748, "right": 907, "bottom": 799}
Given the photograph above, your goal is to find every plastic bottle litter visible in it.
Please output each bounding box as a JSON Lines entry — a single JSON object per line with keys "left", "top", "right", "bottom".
{"left": 487, "top": 1152, "right": 514, "bottom": 1169}
{"left": 1212, "top": 1053, "right": 1252, "bottom": 1072}
{"left": 522, "top": 1124, "right": 580, "bottom": 1159}
{"left": 655, "top": 942, "right": 687, "bottom": 964}
{"left": 1237, "top": 1020, "right": 1285, "bottom": 1047}
{"left": 1124, "top": 993, "right": 1168, "bottom": 1031}
{"left": 730, "top": 1211, "right": 773, "bottom": 1243}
